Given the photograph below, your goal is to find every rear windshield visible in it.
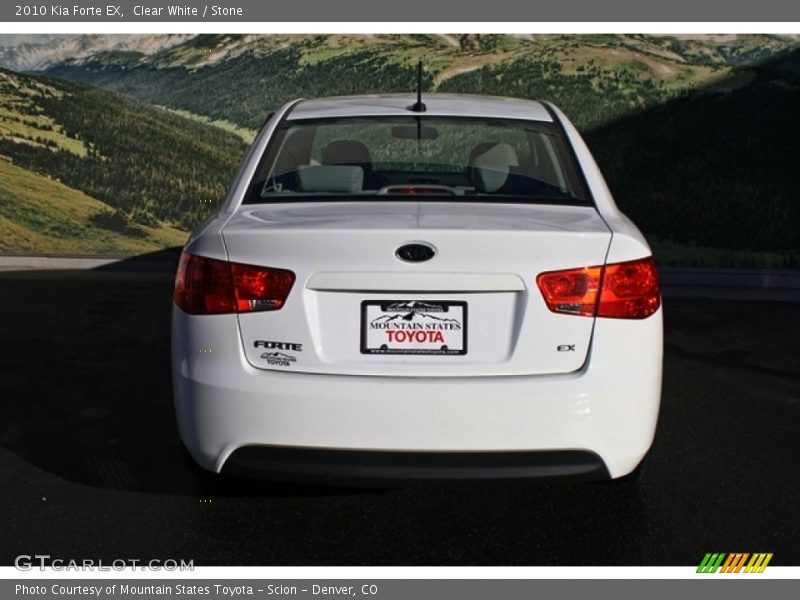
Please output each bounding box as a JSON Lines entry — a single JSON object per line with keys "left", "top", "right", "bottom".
{"left": 243, "top": 116, "right": 590, "bottom": 205}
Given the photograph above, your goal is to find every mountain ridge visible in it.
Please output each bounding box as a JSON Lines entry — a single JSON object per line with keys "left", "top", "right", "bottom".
{"left": 33, "top": 34, "right": 800, "bottom": 131}
{"left": 0, "top": 34, "right": 191, "bottom": 71}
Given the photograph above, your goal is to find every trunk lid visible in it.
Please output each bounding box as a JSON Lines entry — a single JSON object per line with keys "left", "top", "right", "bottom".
{"left": 222, "top": 201, "right": 611, "bottom": 377}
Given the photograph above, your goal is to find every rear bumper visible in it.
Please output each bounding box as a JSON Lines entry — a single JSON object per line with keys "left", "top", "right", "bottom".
{"left": 173, "top": 305, "right": 662, "bottom": 480}
{"left": 222, "top": 446, "right": 609, "bottom": 485}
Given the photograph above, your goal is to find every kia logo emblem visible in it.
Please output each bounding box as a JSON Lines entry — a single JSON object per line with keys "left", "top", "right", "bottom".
{"left": 396, "top": 243, "right": 436, "bottom": 263}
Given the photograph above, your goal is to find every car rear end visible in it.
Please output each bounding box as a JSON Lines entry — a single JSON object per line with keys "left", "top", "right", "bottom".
{"left": 171, "top": 95, "right": 662, "bottom": 483}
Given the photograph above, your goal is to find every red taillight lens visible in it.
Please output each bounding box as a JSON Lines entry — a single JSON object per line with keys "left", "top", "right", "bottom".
{"left": 230, "top": 262, "right": 295, "bottom": 312}
{"left": 174, "top": 252, "right": 295, "bottom": 315}
{"left": 536, "top": 257, "right": 660, "bottom": 319}
{"left": 596, "top": 257, "right": 660, "bottom": 319}
{"left": 174, "top": 252, "right": 235, "bottom": 314}
{"left": 536, "top": 266, "right": 603, "bottom": 316}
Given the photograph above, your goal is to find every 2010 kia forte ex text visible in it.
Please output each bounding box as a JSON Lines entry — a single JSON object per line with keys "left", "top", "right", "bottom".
{"left": 171, "top": 92, "right": 663, "bottom": 485}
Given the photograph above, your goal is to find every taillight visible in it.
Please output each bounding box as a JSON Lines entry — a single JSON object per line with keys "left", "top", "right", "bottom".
{"left": 174, "top": 252, "right": 295, "bottom": 315}
{"left": 230, "top": 261, "right": 295, "bottom": 312}
{"left": 535, "top": 265, "right": 603, "bottom": 317}
{"left": 174, "top": 253, "right": 235, "bottom": 314}
{"left": 597, "top": 257, "right": 660, "bottom": 318}
{"left": 536, "top": 257, "right": 660, "bottom": 319}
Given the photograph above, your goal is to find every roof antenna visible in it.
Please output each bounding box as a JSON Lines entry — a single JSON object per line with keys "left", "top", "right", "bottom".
{"left": 409, "top": 61, "right": 427, "bottom": 113}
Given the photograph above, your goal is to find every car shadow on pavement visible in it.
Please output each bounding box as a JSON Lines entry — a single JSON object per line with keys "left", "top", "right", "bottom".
{"left": 0, "top": 252, "right": 377, "bottom": 498}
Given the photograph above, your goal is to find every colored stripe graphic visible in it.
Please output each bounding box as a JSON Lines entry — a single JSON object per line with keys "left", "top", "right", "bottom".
{"left": 697, "top": 553, "right": 726, "bottom": 573}
{"left": 697, "top": 552, "right": 773, "bottom": 573}
{"left": 720, "top": 553, "right": 749, "bottom": 573}
{"left": 745, "top": 553, "right": 773, "bottom": 573}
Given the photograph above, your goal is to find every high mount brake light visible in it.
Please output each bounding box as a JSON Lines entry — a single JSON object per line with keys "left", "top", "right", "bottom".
{"left": 537, "top": 257, "right": 660, "bottom": 319}
{"left": 174, "top": 252, "right": 295, "bottom": 315}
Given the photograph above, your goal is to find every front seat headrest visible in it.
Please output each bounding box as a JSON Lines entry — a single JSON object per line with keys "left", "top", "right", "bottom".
{"left": 468, "top": 142, "right": 519, "bottom": 193}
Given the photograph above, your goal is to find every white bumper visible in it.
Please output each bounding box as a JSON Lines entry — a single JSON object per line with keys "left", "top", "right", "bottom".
{"left": 172, "top": 306, "right": 662, "bottom": 479}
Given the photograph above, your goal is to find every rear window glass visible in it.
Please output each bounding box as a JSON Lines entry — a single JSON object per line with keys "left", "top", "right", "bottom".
{"left": 244, "top": 116, "right": 590, "bottom": 204}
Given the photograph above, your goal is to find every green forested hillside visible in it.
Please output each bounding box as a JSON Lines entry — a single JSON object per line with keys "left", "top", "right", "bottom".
{"left": 44, "top": 34, "right": 796, "bottom": 131}
{"left": 437, "top": 55, "right": 667, "bottom": 130}
{"left": 0, "top": 68, "right": 248, "bottom": 239}
{"left": 0, "top": 156, "right": 187, "bottom": 253}
{"left": 5, "top": 34, "right": 800, "bottom": 263}
{"left": 47, "top": 44, "right": 428, "bottom": 131}
{"left": 44, "top": 34, "right": 723, "bottom": 130}
{"left": 586, "top": 55, "right": 800, "bottom": 258}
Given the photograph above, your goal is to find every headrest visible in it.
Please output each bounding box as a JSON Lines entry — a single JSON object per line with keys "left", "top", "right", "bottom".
{"left": 296, "top": 165, "right": 364, "bottom": 193}
{"left": 321, "top": 140, "right": 372, "bottom": 166}
{"left": 468, "top": 142, "right": 519, "bottom": 193}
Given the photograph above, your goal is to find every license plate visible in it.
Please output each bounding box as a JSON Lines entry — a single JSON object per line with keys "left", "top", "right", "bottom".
{"left": 361, "top": 300, "right": 467, "bottom": 355}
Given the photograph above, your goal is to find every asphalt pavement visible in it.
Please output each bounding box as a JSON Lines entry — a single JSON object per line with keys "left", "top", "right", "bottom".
{"left": 0, "top": 268, "right": 798, "bottom": 566}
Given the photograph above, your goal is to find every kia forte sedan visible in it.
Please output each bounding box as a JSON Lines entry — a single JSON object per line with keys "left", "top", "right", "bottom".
{"left": 172, "top": 93, "right": 662, "bottom": 484}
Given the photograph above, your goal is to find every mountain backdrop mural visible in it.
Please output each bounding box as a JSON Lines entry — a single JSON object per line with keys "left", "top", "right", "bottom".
{"left": 0, "top": 34, "right": 798, "bottom": 265}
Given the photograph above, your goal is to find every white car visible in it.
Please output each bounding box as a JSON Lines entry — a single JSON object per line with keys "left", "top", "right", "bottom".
{"left": 172, "top": 93, "right": 662, "bottom": 484}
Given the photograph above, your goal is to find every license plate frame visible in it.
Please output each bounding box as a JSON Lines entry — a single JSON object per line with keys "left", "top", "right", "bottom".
{"left": 360, "top": 300, "right": 468, "bottom": 356}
